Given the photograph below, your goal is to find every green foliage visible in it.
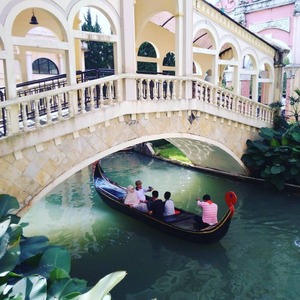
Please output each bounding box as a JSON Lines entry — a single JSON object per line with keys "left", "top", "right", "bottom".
{"left": 0, "top": 194, "right": 126, "bottom": 299}
{"left": 81, "top": 8, "right": 114, "bottom": 70}
{"left": 241, "top": 124, "right": 300, "bottom": 190}
{"left": 288, "top": 88, "right": 300, "bottom": 122}
{"left": 152, "top": 142, "right": 191, "bottom": 164}
{"left": 137, "top": 42, "right": 156, "bottom": 58}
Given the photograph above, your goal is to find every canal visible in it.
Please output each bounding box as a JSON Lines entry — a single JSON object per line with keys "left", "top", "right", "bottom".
{"left": 22, "top": 151, "right": 300, "bottom": 299}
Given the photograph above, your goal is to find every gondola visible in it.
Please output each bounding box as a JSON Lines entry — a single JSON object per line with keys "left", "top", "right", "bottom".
{"left": 93, "top": 162, "right": 238, "bottom": 244}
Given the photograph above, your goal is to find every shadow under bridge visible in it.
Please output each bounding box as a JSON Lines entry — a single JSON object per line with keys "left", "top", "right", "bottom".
{"left": 166, "top": 137, "right": 247, "bottom": 175}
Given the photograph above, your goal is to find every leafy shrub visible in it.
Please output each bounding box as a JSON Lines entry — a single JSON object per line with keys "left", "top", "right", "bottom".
{"left": 0, "top": 194, "right": 126, "bottom": 300}
{"left": 241, "top": 125, "right": 300, "bottom": 190}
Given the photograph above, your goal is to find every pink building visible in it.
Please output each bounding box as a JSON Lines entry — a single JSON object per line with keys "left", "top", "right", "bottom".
{"left": 209, "top": 0, "right": 300, "bottom": 116}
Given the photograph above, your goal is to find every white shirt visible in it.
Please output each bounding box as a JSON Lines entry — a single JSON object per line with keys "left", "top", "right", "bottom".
{"left": 164, "top": 199, "right": 175, "bottom": 216}
{"left": 136, "top": 188, "right": 148, "bottom": 201}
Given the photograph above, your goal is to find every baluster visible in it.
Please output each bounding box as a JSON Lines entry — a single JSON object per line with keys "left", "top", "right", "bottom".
{"left": 34, "top": 99, "right": 41, "bottom": 127}
{"left": 138, "top": 78, "right": 144, "bottom": 101}
{"left": 46, "top": 96, "right": 52, "bottom": 124}
{"left": 80, "top": 88, "right": 86, "bottom": 113}
{"left": 172, "top": 80, "right": 176, "bottom": 100}
{"left": 68, "top": 92, "right": 74, "bottom": 117}
{"left": 158, "top": 79, "right": 163, "bottom": 101}
{"left": 58, "top": 94, "right": 63, "bottom": 120}
{"left": 108, "top": 82, "right": 113, "bottom": 105}
{"left": 146, "top": 79, "right": 150, "bottom": 100}
{"left": 6, "top": 107, "right": 12, "bottom": 136}
{"left": 214, "top": 89, "right": 219, "bottom": 106}
{"left": 166, "top": 80, "right": 171, "bottom": 100}
{"left": 153, "top": 79, "right": 158, "bottom": 101}
{"left": 22, "top": 102, "right": 28, "bottom": 131}
{"left": 116, "top": 79, "right": 121, "bottom": 103}
{"left": 90, "top": 85, "right": 95, "bottom": 111}
{"left": 99, "top": 83, "right": 104, "bottom": 107}
{"left": 178, "top": 80, "right": 182, "bottom": 100}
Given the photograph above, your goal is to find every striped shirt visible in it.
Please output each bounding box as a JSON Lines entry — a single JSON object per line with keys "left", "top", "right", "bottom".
{"left": 196, "top": 200, "right": 218, "bottom": 225}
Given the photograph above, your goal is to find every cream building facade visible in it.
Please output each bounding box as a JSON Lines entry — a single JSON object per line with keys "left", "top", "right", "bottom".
{"left": 0, "top": 0, "right": 287, "bottom": 211}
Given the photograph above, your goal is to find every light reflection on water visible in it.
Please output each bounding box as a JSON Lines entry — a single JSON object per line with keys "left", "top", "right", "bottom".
{"left": 22, "top": 151, "right": 300, "bottom": 299}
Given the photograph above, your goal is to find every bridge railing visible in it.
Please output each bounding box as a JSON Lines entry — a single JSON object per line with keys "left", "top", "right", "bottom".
{"left": 0, "top": 73, "right": 273, "bottom": 138}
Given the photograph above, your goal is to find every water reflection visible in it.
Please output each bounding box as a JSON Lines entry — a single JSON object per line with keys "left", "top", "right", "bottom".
{"left": 22, "top": 151, "right": 300, "bottom": 299}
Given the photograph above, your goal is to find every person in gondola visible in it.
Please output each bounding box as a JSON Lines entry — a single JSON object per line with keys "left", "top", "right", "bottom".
{"left": 149, "top": 190, "right": 164, "bottom": 219}
{"left": 194, "top": 194, "right": 218, "bottom": 229}
{"left": 135, "top": 179, "right": 153, "bottom": 207}
{"left": 163, "top": 191, "right": 175, "bottom": 216}
{"left": 124, "top": 185, "right": 148, "bottom": 212}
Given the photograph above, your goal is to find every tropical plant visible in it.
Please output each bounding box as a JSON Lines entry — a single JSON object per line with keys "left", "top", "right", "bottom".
{"left": 288, "top": 88, "right": 300, "bottom": 122}
{"left": 269, "top": 100, "right": 288, "bottom": 131}
{"left": 241, "top": 125, "right": 300, "bottom": 190}
{"left": 0, "top": 194, "right": 126, "bottom": 299}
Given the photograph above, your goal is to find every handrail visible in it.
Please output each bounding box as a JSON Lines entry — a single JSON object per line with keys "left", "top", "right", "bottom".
{"left": 0, "top": 73, "right": 273, "bottom": 138}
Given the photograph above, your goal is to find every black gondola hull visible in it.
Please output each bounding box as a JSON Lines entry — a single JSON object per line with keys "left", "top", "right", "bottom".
{"left": 94, "top": 163, "right": 236, "bottom": 244}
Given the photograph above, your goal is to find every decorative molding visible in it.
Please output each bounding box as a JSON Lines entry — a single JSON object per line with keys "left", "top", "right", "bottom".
{"left": 195, "top": 1, "right": 275, "bottom": 57}
{"left": 233, "top": 0, "right": 295, "bottom": 15}
{"left": 249, "top": 18, "right": 290, "bottom": 33}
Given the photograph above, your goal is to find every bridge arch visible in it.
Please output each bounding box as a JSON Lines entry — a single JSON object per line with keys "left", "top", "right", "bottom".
{"left": 10, "top": 107, "right": 255, "bottom": 216}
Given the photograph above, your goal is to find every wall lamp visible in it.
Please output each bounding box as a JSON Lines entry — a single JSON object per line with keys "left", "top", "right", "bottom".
{"left": 30, "top": 9, "right": 39, "bottom": 25}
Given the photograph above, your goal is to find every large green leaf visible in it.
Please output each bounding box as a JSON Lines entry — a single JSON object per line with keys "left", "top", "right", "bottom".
{"left": 254, "top": 159, "right": 265, "bottom": 166}
{"left": 0, "top": 195, "right": 19, "bottom": 221}
{"left": 9, "top": 275, "right": 47, "bottom": 300}
{"left": 7, "top": 224, "right": 22, "bottom": 245}
{"left": 288, "top": 158, "right": 298, "bottom": 164}
{"left": 270, "top": 138, "right": 280, "bottom": 148}
{"left": 259, "top": 127, "right": 274, "bottom": 141}
{"left": 290, "top": 166, "right": 300, "bottom": 176}
{"left": 281, "top": 136, "right": 289, "bottom": 146}
{"left": 251, "top": 140, "right": 270, "bottom": 152}
{"left": 0, "top": 218, "right": 10, "bottom": 239}
{"left": 47, "top": 278, "right": 87, "bottom": 300}
{"left": 20, "top": 236, "right": 49, "bottom": 262}
{"left": 292, "top": 146, "right": 300, "bottom": 154}
{"left": 79, "top": 271, "right": 127, "bottom": 300}
{"left": 39, "top": 247, "right": 71, "bottom": 274}
{"left": 49, "top": 268, "right": 70, "bottom": 282}
{"left": 271, "top": 165, "right": 285, "bottom": 174}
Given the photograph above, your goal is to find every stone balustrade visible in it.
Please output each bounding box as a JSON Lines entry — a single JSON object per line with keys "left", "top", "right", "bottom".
{"left": 0, "top": 73, "right": 273, "bottom": 140}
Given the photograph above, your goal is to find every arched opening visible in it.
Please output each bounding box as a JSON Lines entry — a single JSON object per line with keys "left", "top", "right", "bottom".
{"left": 240, "top": 54, "right": 257, "bottom": 99}
{"left": 258, "top": 62, "right": 273, "bottom": 104}
{"left": 162, "top": 51, "right": 175, "bottom": 75}
{"left": 32, "top": 58, "right": 59, "bottom": 75}
{"left": 218, "top": 42, "right": 238, "bottom": 91}
{"left": 137, "top": 41, "right": 158, "bottom": 74}
{"left": 79, "top": 7, "right": 114, "bottom": 76}
{"left": 193, "top": 27, "right": 216, "bottom": 81}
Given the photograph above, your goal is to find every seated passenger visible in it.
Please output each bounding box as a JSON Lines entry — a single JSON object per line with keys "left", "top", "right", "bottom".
{"left": 163, "top": 191, "right": 175, "bottom": 216}
{"left": 194, "top": 194, "right": 218, "bottom": 229}
{"left": 149, "top": 190, "right": 164, "bottom": 219}
{"left": 135, "top": 179, "right": 153, "bottom": 204}
{"left": 124, "top": 185, "right": 148, "bottom": 212}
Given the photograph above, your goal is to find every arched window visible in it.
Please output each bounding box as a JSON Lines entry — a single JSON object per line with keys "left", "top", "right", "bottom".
{"left": 32, "top": 58, "right": 59, "bottom": 75}
{"left": 137, "top": 42, "right": 157, "bottom": 73}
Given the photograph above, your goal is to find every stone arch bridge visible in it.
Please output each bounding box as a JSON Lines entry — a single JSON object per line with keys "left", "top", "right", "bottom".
{"left": 0, "top": 74, "right": 273, "bottom": 214}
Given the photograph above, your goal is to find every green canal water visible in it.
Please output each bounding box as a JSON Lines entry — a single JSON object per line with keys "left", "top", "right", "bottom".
{"left": 22, "top": 151, "right": 300, "bottom": 299}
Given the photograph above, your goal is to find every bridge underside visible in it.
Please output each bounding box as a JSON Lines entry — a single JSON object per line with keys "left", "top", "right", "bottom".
{"left": 167, "top": 138, "right": 246, "bottom": 174}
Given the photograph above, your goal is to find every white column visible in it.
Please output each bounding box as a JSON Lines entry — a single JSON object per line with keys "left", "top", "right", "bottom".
{"left": 4, "top": 42, "right": 19, "bottom": 134}
{"left": 26, "top": 51, "right": 32, "bottom": 81}
{"left": 176, "top": 0, "right": 193, "bottom": 99}
{"left": 58, "top": 54, "right": 64, "bottom": 74}
{"left": 120, "top": 0, "right": 135, "bottom": 73}
{"left": 120, "top": 0, "right": 136, "bottom": 100}
{"left": 176, "top": 0, "right": 193, "bottom": 76}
